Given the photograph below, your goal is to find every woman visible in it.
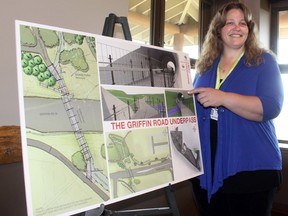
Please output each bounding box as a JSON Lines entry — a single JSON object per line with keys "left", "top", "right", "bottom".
{"left": 188, "top": 2, "right": 284, "bottom": 216}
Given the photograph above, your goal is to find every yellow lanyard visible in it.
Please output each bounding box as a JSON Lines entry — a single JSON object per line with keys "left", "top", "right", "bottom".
{"left": 215, "top": 52, "right": 244, "bottom": 89}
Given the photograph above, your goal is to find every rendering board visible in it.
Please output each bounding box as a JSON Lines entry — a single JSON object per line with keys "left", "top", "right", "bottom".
{"left": 15, "top": 20, "right": 203, "bottom": 216}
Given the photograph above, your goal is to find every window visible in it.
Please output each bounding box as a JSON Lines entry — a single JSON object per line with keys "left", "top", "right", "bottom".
{"left": 277, "top": 11, "right": 288, "bottom": 64}
{"left": 128, "top": 0, "right": 199, "bottom": 60}
{"left": 163, "top": 0, "right": 199, "bottom": 59}
{"left": 128, "top": 0, "right": 151, "bottom": 44}
{"left": 270, "top": 3, "right": 288, "bottom": 145}
{"left": 274, "top": 74, "right": 288, "bottom": 145}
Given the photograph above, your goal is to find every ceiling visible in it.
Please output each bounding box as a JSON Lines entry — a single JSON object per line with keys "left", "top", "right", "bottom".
{"left": 127, "top": 0, "right": 199, "bottom": 47}
{"left": 127, "top": 0, "right": 288, "bottom": 47}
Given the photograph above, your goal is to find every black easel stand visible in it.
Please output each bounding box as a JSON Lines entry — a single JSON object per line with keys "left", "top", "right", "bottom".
{"left": 102, "top": 13, "right": 132, "bottom": 41}
{"left": 83, "top": 184, "right": 180, "bottom": 216}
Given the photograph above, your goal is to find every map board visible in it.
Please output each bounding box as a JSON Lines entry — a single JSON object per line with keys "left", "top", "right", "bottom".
{"left": 15, "top": 20, "right": 203, "bottom": 216}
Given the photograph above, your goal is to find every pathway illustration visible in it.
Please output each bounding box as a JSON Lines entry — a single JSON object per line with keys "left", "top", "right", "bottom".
{"left": 22, "top": 27, "right": 109, "bottom": 192}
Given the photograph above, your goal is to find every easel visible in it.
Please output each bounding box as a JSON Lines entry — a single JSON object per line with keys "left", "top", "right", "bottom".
{"left": 82, "top": 184, "right": 180, "bottom": 216}
{"left": 102, "top": 13, "right": 132, "bottom": 41}
{"left": 82, "top": 15, "right": 180, "bottom": 216}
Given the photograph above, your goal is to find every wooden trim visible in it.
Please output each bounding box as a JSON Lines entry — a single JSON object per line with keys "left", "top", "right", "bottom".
{"left": 270, "top": 2, "right": 288, "bottom": 55}
{"left": 0, "top": 125, "right": 22, "bottom": 164}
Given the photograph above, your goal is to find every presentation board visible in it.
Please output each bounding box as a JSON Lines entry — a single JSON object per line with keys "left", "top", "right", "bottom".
{"left": 15, "top": 20, "right": 203, "bottom": 216}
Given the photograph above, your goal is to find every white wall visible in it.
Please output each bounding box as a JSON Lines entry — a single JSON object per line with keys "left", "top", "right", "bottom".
{"left": 259, "top": 8, "right": 270, "bottom": 48}
{"left": 242, "top": 0, "right": 260, "bottom": 26}
{"left": 243, "top": 0, "right": 271, "bottom": 48}
{"left": 0, "top": 0, "right": 128, "bottom": 125}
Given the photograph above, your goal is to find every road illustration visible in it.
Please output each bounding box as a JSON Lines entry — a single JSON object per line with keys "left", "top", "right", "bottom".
{"left": 28, "top": 139, "right": 109, "bottom": 200}
{"left": 131, "top": 96, "right": 162, "bottom": 119}
{"left": 101, "top": 86, "right": 166, "bottom": 121}
{"left": 105, "top": 129, "right": 173, "bottom": 198}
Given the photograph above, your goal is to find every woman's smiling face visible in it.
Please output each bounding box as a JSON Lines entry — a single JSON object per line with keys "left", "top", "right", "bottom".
{"left": 221, "top": 8, "right": 249, "bottom": 51}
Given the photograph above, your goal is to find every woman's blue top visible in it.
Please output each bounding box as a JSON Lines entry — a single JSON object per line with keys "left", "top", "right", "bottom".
{"left": 193, "top": 52, "right": 284, "bottom": 200}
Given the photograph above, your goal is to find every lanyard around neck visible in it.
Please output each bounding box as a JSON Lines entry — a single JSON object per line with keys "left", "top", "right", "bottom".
{"left": 215, "top": 52, "right": 244, "bottom": 89}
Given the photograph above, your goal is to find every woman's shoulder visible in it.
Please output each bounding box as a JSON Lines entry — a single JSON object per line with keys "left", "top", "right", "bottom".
{"left": 254, "top": 50, "right": 280, "bottom": 74}
{"left": 261, "top": 50, "right": 277, "bottom": 62}
{"left": 245, "top": 49, "right": 277, "bottom": 68}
